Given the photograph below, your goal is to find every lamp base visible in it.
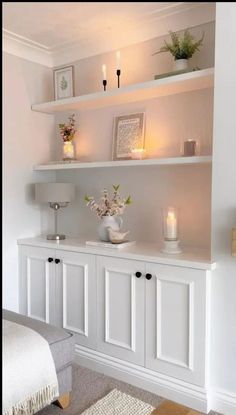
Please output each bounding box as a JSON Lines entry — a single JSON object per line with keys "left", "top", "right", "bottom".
{"left": 47, "top": 234, "right": 66, "bottom": 241}
{"left": 161, "top": 239, "right": 182, "bottom": 254}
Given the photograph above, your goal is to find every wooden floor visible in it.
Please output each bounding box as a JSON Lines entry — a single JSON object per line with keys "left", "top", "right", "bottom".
{"left": 152, "top": 399, "right": 202, "bottom": 415}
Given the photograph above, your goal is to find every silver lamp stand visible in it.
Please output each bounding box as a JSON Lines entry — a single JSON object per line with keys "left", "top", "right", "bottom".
{"left": 47, "top": 202, "right": 68, "bottom": 241}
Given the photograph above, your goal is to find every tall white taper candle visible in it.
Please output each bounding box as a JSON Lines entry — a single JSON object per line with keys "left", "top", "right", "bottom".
{"left": 102, "top": 64, "right": 107, "bottom": 80}
{"left": 116, "top": 51, "right": 121, "bottom": 69}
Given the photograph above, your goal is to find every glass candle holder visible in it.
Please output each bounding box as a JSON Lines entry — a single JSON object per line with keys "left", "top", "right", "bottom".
{"left": 163, "top": 207, "right": 179, "bottom": 241}
{"left": 181, "top": 139, "right": 200, "bottom": 157}
{"left": 63, "top": 141, "right": 75, "bottom": 161}
{"left": 131, "top": 149, "right": 146, "bottom": 160}
{"left": 162, "top": 207, "right": 182, "bottom": 254}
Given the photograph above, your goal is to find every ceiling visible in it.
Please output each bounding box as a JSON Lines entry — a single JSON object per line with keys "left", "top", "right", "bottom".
{"left": 3, "top": 2, "right": 215, "bottom": 67}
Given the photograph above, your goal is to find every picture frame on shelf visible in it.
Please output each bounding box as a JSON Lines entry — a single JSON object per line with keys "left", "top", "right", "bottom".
{"left": 112, "top": 112, "right": 145, "bottom": 160}
{"left": 53, "top": 66, "right": 74, "bottom": 100}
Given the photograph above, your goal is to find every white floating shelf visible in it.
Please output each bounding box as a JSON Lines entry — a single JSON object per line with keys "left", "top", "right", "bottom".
{"left": 32, "top": 68, "right": 214, "bottom": 114}
{"left": 33, "top": 156, "right": 212, "bottom": 171}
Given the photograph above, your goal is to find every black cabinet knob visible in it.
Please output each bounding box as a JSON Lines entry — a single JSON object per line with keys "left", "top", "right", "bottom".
{"left": 135, "top": 271, "right": 142, "bottom": 278}
{"left": 55, "top": 259, "right": 61, "bottom": 264}
{"left": 146, "top": 273, "right": 152, "bottom": 280}
{"left": 48, "top": 257, "right": 53, "bottom": 263}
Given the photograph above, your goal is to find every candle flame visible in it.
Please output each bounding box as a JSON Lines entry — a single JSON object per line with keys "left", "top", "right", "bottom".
{"left": 167, "top": 211, "right": 176, "bottom": 220}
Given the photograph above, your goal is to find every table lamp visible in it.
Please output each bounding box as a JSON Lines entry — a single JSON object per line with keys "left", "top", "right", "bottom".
{"left": 35, "top": 182, "right": 75, "bottom": 240}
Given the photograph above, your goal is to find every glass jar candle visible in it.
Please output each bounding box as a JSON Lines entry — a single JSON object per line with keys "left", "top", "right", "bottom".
{"left": 131, "top": 149, "right": 146, "bottom": 160}
{"left": 63, "top": 141, "right": 75, "bottom": 161}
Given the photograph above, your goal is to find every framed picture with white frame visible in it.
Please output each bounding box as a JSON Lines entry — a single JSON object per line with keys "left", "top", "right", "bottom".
{"left": 53, "top": 66, "right": 74, "bottom": 100}
{"left": 112, "top": 112, "right": 145, "bottom": 160}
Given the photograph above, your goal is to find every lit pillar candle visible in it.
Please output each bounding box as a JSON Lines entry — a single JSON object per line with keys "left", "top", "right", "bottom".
{"left": 166, "top": 210, "right": 177, "bottom": 240}
{"left": 102, "top": 64, "right": 107, "bottom": 80}
{"left": 116, "top": 51, "right": 121, "bottom": 70}
{"left": 131, "top": 149, "right": 146, "bottom": 160}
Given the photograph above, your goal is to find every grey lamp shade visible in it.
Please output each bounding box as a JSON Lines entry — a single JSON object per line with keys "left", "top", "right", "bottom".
{"left": 35, "top": 183, "right": 75, "bottom": 203}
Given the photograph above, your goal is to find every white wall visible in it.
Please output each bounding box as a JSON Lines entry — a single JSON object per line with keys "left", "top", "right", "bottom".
{"left": 3, "top": 53, "right": 55, "bottom": 311}
{"left": 210, "top": 3, "right": 236, "bottom": 413}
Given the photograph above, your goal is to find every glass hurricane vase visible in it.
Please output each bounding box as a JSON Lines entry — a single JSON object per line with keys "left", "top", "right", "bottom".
{"left": 63, "top": 141, "right": 75, "bottom": 161}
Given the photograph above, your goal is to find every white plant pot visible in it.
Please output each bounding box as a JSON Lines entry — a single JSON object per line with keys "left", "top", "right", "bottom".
{"left": 97, "top": 216, "right": 122, "bottom": 242}
{"left": 174, "top": 59, "right": 188, "bottom": 71}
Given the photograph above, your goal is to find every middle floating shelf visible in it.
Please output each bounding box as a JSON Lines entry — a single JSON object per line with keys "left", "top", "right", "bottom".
{"left": 34, "top": 156, "right": 212, "bottom": 171}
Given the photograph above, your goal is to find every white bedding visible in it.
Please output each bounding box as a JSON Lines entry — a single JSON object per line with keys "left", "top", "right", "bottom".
{"left": 3, "top": 319, "right": 59, "bottom": 415}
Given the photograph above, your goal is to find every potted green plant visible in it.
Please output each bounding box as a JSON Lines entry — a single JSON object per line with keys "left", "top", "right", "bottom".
{"left": 153, "top": 29, "right": 204, "bottom": 71}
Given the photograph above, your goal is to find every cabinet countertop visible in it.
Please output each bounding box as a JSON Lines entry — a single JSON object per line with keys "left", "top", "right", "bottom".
{"left": 17, "top": 236, "right": 216, "bottom": 270}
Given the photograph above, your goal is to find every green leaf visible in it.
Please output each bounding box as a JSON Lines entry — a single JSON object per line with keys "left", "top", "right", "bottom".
{"left": 84, "top": 195, "right": 92, "bottom": 202}
{"left": 125, "top": 195, "right": 132, "bottom": 205}
{"left": 60, "top": 76, "right": 68, "bottom": 91}
{"left": 113, "top": 184, "right": 120, "bottom": 192}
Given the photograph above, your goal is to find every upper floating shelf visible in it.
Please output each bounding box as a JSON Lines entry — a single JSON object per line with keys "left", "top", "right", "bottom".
{"left": 32, "top": 68, "right": 214, "bottom": 114}
{"left": 33, "top": 156, "right": 212, "bottom": 171}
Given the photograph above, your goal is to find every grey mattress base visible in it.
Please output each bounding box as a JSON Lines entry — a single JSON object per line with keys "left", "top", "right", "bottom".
{"left": 3, "top": 309, "right": 75, "bottom": 396}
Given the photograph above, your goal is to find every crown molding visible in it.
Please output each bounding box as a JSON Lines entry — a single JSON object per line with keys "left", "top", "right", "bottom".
{"left": 3, "top": 3, "right": 215, "bottom": 68}
{"left": 3, "top": 30, "right": 53, "bottom": 67}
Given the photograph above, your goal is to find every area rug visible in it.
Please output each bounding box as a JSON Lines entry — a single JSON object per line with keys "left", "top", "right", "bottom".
{"left": 80, "top": 388, "right": 155, "bottom": 415}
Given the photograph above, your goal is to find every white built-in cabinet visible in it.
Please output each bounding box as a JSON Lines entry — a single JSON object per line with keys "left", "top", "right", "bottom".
{"left": 97, "top": 256, "right": 209, "bottom": 386}
{"left": 18, "top": 241, "right": 211, "bottom": 389}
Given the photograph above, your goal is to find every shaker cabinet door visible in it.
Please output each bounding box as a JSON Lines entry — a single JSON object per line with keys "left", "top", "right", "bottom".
{"left": 97, "top": 256, "right": 145, "bottom": 366}
{"left": 19, "top": 245, "right": 55, "bottom": 324}
{"left": 145, "top": 262, "right": 208, "bottom": 386}
{"left": 59, "top": 250, "right": 97, "bottom": 349}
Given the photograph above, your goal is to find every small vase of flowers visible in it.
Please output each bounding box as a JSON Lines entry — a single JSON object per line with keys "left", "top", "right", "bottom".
{"left": 59, "top": 114, "right": 77, "bottom": 161}
{"left": 84, "top": 185, "right": 132, "bottom": 242}
{"left": 153, "top": 29, "right": 204, "bottom": 72}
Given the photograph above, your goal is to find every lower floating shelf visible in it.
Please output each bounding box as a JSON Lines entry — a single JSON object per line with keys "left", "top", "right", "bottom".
{"left": 33, "top": 156, "right": 212, "bottom": 171}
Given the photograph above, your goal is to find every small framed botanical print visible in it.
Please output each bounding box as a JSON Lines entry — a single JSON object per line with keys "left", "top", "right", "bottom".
{"left": 112, "top": 112, "right": 145, "bottom": 160}
{"left": 53, "top": 66, "right": 74, "bottom": 100}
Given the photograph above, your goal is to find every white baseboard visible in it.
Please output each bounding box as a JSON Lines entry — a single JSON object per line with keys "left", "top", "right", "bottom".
{"left": 209, "top": 390, "right": 236, "bottom": 415}
{"left": 74, "top": 344, "right": 208, "bottom": 413}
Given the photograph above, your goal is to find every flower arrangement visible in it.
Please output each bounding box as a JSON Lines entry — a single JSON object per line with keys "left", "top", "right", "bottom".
{"left": 153, "top": 29, "right": 204, "bottom": 60}
{"left": 84, "top": 184, "right": 132, "bottom": 219}
{"left": 59, "top": 114, "right": 76, "bottom": 142}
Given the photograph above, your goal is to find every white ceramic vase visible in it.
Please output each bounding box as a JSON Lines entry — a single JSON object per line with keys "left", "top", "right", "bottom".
{"left": 98, "top": 216, "right": 123, "bottom": 242}
{"left": 174, "top": 59, "right": 188, "bottom": 71}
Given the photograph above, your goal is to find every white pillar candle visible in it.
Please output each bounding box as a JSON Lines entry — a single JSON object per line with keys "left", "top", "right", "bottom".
{"left": 102, "top": 64, "right": 107, "bottom": 80}
{"left": 166, "top": 210, "right": 177, "bottom": 240}
{"left": 116, "top": 51, "right": 121, "bottom": 69}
